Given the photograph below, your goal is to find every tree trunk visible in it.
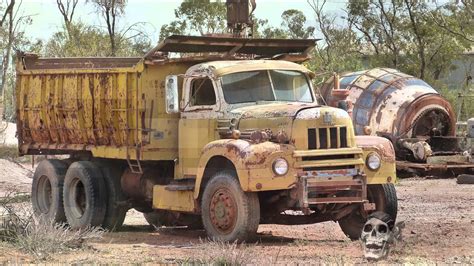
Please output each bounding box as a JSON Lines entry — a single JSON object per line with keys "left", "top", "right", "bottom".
{"left": 1, "top": 4, "right": 14, "bottom": 108}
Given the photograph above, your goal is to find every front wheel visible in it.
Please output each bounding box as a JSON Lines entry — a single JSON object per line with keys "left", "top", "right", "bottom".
{"left": 201, "top": 171, "right": 260, "bottom": 242}
{"left": 338, "top": 183, "right": 398, "bottom": 240}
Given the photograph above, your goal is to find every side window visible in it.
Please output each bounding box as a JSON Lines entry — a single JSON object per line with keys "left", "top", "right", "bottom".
{"left": 190, "top": 78, "right": 216, "bottom": 106}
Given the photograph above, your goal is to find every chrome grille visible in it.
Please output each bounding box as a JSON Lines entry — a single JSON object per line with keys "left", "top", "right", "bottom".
{"left": 307, "top": 127, "right": 348, "bottom": 149}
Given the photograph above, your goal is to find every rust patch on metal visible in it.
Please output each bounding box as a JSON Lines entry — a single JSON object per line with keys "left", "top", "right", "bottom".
{"left": 356, "top": 135, "right": 396, "bottom": 162}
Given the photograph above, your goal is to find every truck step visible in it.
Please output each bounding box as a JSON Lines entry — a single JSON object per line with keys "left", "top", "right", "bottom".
{"left": 164, "top": 179, "right": 196, "bottom": 191}
{"left": 164, "top": 184, "right": 195, "bottom": 191}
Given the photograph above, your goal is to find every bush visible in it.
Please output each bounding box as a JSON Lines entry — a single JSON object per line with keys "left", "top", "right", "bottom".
{"left": 0, "top": 191, "right": 103, "bottom": 260}
{"left": 190, "top": 239, "right": 280, "bottom": 265}
{"left": 0, "top": 145, "right": 19, "bottom": 161}
{"left": 196, "top": 240, "right": 257, "bottom": 265}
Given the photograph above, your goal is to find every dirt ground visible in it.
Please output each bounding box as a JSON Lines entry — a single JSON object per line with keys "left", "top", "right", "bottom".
{"left": 0, "top": 160, "right": 473, "bottom": 264}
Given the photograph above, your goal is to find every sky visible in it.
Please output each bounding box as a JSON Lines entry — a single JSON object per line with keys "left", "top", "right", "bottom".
{"left": 18, "top": 0, "right": 348, "bottom": 45}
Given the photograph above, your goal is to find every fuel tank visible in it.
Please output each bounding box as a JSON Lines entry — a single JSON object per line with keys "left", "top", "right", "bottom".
{"left": 320, "top": 68, "right": 456, "bottom": 139}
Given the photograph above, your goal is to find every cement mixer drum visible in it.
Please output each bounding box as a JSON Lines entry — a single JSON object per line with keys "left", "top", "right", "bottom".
{"left": 320, "top": 68, "right": 456, "bottom": 139}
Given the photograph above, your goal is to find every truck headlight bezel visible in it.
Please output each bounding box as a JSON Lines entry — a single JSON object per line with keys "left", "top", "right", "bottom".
{"left": 272, "top": 158, "right": 289, "bottom": 176}
{"left": 366, "top": 152, "right": 381, "bottom": 170}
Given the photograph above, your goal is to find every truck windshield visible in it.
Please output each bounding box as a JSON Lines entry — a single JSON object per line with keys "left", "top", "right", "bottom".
{"left": 221, "top": 70, "right": 314, "bottom": 104}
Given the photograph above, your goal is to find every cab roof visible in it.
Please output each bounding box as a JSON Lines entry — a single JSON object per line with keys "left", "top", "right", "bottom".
{"left": 186, "top": 60, "right": 314, "bottom": 78}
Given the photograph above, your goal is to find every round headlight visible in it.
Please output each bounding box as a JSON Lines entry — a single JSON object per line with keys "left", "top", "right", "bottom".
{"left": 366, "top": 153, "right": 381, "bottom": 170}
{"left": 272, "top": 158, "right": 289, "bottom": 176}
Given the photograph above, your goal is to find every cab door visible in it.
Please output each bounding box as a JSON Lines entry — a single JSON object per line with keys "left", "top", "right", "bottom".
{"left": 178, "top": 76, "right": 221, "bottom": 179}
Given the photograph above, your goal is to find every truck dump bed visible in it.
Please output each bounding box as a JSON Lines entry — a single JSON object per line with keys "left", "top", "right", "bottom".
{"left": 16, "top": 55, "right": 150, "bottom": 158}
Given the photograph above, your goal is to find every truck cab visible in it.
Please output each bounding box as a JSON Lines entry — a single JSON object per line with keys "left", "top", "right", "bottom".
{"left": 157, "top": 59, "right": 397, "bottom": 241}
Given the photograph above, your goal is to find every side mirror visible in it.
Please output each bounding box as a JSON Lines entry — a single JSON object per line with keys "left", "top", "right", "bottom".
{"left": 165, "top": 75, "right": 179, "bottom": 114}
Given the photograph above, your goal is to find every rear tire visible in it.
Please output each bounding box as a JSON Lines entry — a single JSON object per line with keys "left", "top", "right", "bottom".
{"left": 63, "top": 161, "right": 107, "bottom": 228}
{"left": 96, "top": 161, "right": 128, "bottom": 231}
{"left": 31, "top": 159, "right": 68, "bottom": 223}
{"left": 201, "top": 171, "right": 260, "bottom": 242}
{"left": 338, "top": 183, "right": 398, "bottom": 240}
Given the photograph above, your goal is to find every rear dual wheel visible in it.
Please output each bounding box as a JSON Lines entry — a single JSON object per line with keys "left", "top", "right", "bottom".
{"left": 63, "top": 161, "right": 128, "bottom": 230}
{"left": 31, "top": 159, "right": 68, "bottom": 223}
{"left": 95, "top": 161, "right": 128, "bottom": 231}
{"left": 63, "top": 161, "right": 107, "bottom": 228}
{"left": 32, "top": 159, "right": 128, "bottom": 230}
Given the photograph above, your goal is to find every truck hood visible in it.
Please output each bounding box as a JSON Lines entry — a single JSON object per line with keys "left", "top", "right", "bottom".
{"left": 228, "top": 103, "right": 354, "bottom": 148}
{"left": 230, "top": 102, "right": 319, "bottom": 119}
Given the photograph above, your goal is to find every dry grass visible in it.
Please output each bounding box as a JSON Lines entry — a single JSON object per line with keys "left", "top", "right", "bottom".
{"left": 188, "top": 239, "right": 280, "bottom": 265}
{"left": 0, "top": 145, "right": 19, "bottom": 161}
{"left": 0, "top": 191, "right": 103, "bottom": 260}
{"left": 0, "top": 145, "right": 32, "bottom": 164}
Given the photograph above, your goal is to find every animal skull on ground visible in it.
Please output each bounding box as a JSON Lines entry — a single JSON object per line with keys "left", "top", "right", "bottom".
{"left": 360, "top": 211, "right": 404, "bottom": 261}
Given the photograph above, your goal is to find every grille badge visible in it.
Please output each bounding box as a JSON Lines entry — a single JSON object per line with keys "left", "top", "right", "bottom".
{"left": 323, "top": 112, "right": 334, "bottom": 126}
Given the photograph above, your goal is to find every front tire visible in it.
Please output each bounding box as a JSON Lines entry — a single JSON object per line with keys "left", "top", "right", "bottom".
{"left": 63, "top": 161, "right": 107, "bottom": 229}
{"left": 201, "top": 171, "right": 260, "bottom": 242}
{"left": 338, "top": 183, "right": 398, "bottom": 240}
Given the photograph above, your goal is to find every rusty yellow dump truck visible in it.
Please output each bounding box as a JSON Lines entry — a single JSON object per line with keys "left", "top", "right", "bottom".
{"left": 16, "top": 35, "right": 397, "bottom": 241}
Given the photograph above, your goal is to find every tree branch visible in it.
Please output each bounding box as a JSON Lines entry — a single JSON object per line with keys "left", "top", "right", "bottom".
{"left": 0, "top": 0, "right": 15, "bottom": 27}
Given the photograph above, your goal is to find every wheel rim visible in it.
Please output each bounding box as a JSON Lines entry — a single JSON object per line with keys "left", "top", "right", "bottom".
{"left": 37, "top": 175, "right": 52, "bottom": 213}
{"left": 209, "top": 188, "right": 237, "bottom": 234}
{"left": 69, "top": 178, "right": 86, "bottom": 219}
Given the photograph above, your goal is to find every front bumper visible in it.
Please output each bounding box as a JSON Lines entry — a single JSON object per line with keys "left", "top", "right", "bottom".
{"left": 292, "top": 147, "right": 370, "bottom": 207}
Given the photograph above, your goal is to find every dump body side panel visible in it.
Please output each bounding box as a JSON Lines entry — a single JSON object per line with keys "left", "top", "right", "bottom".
{"left": 16, "top": 55, "right": 192, "bottom": 161}
{"left": 17, "top": 69, "right": 141, "bottom": 155}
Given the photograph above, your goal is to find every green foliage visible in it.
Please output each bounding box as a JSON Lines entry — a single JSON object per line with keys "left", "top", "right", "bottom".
{"left": 159, "top": 0, "right": 227, "bottom": 40}
{"left": 436, "top": 84, "right": 474, "bottom": 122}
{"left": 253, "top": 10, "right": 314, "bottom": 39}
{"left": 253, "top": 18, "right": 288, "bottom": 39}
{"left": 44, "top": 22, "right": 150, "bottom": 57}
{"left": 281, "top": 9, "right": 315, "bottom": 39}
{"left": 159, "top": 3, "right": 314, "bottom": 40}
{"left": 159, "top": 20, "right": 187, "bottom": 42}
{"left": 306, "top": 0, "right": 364, "bottom": 79}
{"left": 346, "top": 0, "right": 471, "bottom": 82}
{"left": 44, "top": 23, "right": 110, "bottom": 57}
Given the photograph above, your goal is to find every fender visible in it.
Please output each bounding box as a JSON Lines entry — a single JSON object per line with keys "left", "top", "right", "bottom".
{"left": 355, "top": 136, "right": 397, "bottom": 184}
{"left": 193, "top": 139, "right": 295, "bottom": 199}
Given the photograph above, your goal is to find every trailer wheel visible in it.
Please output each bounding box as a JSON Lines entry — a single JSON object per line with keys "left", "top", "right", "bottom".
{"left": 31, "top": 159, "right": 68, "bottom": 223}
{"left": 63, "top": 161, "right": 107, "bottom": 228}
{"left": 201, "top": 171, "right": 260, "bottom": 242}
{"left": 338, "top": 183, "right": 398, "bottom": 240}
{"left": 96, "top": 161, "right": 128, "bottom": 231}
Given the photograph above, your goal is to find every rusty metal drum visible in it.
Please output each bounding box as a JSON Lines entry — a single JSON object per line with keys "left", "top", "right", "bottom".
{"left": 320, "top": 68, "right": 456, "bottom": 139}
